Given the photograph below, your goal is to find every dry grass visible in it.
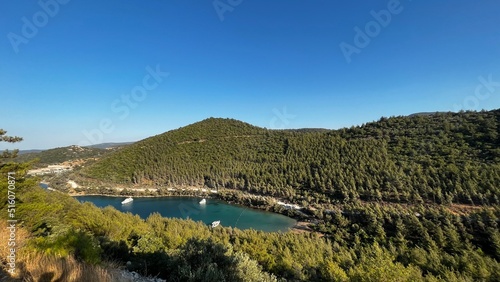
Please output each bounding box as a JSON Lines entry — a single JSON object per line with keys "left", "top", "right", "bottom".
{"left": 0, "top": 220, "right": 121, "bottom": 282}
{"left": 19, "top": 253, "right": 119, "bottom": 282}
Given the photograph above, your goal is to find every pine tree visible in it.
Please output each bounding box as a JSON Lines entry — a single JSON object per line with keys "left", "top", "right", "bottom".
{"left": 0, "top": 129, "right": 23, "bottom": 161}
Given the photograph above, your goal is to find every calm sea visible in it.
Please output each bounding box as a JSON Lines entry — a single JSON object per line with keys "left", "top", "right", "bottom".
{"left": 74, "top": 195, "right": 296, "bottom": 232}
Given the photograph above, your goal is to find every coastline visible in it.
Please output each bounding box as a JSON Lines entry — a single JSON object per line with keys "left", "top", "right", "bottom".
{"left": 47, "top": 183, "right": 313, "bottom": 234}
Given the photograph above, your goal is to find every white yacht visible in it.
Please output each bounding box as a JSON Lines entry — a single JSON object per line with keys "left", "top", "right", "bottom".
{"left": 211, "top": 220, "right": 220, "bottom": 228}
{"left": 199, "top": 198, "right": 206, "bottom": 204}
{"left": 121, "top": 197, "right": 133, "bottom": 204}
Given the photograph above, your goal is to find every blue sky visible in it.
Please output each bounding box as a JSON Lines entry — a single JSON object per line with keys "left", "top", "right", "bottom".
{"left": 1, "top": 0, "right": 499, "bottom": 150}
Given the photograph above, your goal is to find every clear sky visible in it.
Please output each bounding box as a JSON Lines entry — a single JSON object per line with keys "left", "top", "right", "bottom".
{"left": 1, "top": 0, "right": 499, "bottom": 150}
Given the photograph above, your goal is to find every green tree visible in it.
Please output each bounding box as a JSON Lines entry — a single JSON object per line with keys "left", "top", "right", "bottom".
{"left": 0, "top": 129, "right": 22, "bottom": 160}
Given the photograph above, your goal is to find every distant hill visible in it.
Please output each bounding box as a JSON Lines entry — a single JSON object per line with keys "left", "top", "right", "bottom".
{"left": 85, "top": 142, "right": 134, "bottom": 149}
{"left": 408, "top": 111, "right": 446, "bottom": 117}
{"left": 82, "top": 110, "right": 500, "bottom": 206}
{"left": 15, "top": 145, "right": 111, "bottom": 166}
{"left": 15, "top": 142, "right": 133, "bottom": 164}
{"left": 282, "top": 128, "right": 330, "bottom": 133}
{"left": 18, "top": 149, "right": 44, "bottom": 155}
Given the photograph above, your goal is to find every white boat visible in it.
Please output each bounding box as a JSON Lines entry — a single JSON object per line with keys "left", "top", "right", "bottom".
{"left": 199, "top": 199, "right": 206, "bottom": 204}
{"left": 121, "top": 197, "right": 133, "bottom": 204}
{"left": 211, "top": 220, "right": 220, "bottom": 228}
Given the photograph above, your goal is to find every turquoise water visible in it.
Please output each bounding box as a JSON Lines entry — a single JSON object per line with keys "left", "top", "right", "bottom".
{"left": 74, "top": 196, "right": 296, "bottom": 232}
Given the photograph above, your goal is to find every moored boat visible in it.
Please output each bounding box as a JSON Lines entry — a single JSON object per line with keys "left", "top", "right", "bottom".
{"left": 121, "top": 197, "right": 133, "bottom": 204}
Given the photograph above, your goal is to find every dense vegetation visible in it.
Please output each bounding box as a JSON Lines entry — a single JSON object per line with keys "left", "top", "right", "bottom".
{"left": 84, "top": 110, "right": 500, "bottom": 207}
{"left": 1, "top": 168, "right": 499, "bottom": 281}
{"left": 2, "top": 110, "right": 499, "bottom": 281}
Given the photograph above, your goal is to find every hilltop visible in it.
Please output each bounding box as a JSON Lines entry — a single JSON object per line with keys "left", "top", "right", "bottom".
{"left": 81, "top": 110, "right": 500, "bottom": 207}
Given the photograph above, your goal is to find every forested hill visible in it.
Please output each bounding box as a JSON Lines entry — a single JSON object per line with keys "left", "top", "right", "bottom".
{"left": 15, "top": 145, "right": 109, "bottom": 167}
{"left": 83, "top": 110, "right": 500, "bottom": 206}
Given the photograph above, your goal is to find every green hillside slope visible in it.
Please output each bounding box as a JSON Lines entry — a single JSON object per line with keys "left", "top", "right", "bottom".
{"left": 83, "top": 111, "right": 500, "bottom": 206}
